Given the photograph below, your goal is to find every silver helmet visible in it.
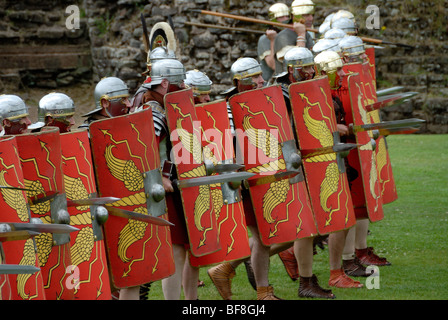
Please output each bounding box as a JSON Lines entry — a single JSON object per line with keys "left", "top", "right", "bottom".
{"left": 291, "top": 0, "right": 315, "bottom": 22}
{"left": 83, "top": 77, "right": 129, "bottom": 117}
{"left": 39, "top": 92, "right": 75, "bottom": 119}
{"left": 312, "top": 38, "right": 341, "bottom": 55}
{"left": 147, "top": 58, "right": 186, "bottom": 87}
{"left": 314, "top": 50, "right": 344, "bottom": 90}
{"left": 268, "top": 3, "right": 290, "bottom": 22}
{"left": 29, "top": 92, "right": 75, "bottom": 130}
{"left": 331, "top": 17, "right": 358, "bottom": 35}
{"left": 331, "top": 10, "right": 356, "bottom": 24}
{"left": 185, "top": 70, "right": 213, "bottom": 96}
{"left": 282, "top": 47, "right": 315, "bottom": 81}
{"left": 323, "top": 28, "right": 347, "bottom": 42}
{"left": 0, "top": 94, "right": 29, "bottom": 121}
{"left": 338, "top": 36, "right": 365, "bottom": 58}
{"left": 230, "top": 57, "right": 262, "bottom": 86}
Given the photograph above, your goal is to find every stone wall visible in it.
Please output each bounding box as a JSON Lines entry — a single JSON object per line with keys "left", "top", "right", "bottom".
{"left": 0, "top": 0, "right": 91, "bottom": 90}
{"left": 1, "top": 0, "right": 447, "bottom": 133}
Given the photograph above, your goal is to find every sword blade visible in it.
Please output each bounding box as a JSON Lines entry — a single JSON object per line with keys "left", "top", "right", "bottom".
{"left": 30, "top": 191, "right": 59, "bottom": 205}
{"left": 7, "top": 222, "right": 79, "bottom": 234}
{"left": 366, "top": 92, "right": 418, "bottom": 112}
{"left": 0, "top": 230, "right": 40, "bottom": 242}
{"left": 66, "top": 197, "right": 121, "bottom": 207}
{"left": 376, "top": 86, "right": 404, "bottom": 97}
{"left": 244, "top": 170, "right": 299, "bottom": 188}
{"left": 0, "top": 185, "right": 30, "bottom": 191}
{"left": 175, "top": 171, "right": 254, "bottom": 188}
{"left": 0, "top": 264, "right": 40, "bottom": 275}
{"left": 351, "top": 118, "right": 425, "bottom": 133}
{"left": 105, "top": 206, "right": 174, "bottom": 227}
{"left": 211, "top": 163, "right": 245, "bottom": 174}
{"left": 301, "top": 143, "right": 359, "bottom": 159}
{"left": 377, "top": 127, "right": 421, "bottom": 136}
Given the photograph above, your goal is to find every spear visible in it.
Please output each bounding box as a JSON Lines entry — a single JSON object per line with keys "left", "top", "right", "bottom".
{"left": 191, "top": 9, "right": 414, "bottom": 48}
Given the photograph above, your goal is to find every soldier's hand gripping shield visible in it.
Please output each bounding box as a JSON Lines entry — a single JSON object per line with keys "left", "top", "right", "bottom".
{"left": 229, "top": 85, "right": 318, "bottom": 246}
{"left": 289, "top": 76, "right": 357, "bottom": 234}
{"left": 89, "top": 108, "right": 175, "bottom": 288}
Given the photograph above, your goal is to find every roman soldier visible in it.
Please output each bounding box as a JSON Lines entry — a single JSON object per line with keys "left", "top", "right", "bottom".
{"left": 257, "top": 3, "right": 291, "bottom": 82}
{"left": 273, "top": 0, "right": 315, "bottom": 74}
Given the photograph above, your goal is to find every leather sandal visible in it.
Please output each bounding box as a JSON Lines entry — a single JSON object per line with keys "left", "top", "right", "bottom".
{"left": 298, "top": 274, "right": 336, "bottom": 299}
{"left": 207, "top": 263, "right": 235, "bottom": 300}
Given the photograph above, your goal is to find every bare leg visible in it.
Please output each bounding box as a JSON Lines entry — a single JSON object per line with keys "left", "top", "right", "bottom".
{"left": 119, "top": 286, "right": 140, "bottom": 300}
{"left": 294, "top": 237, "right": 314, "bottom": 277}
{"left": 182, "top": 254, "right": 199, "bottom": 300}
{"left": 162, "top": 244, "right": 186, "bottom": 300}
{"left": 329, "top": 229, "right": 349, "bottom": 270}
{"left": 355, "top": 219, "right": 369, "bottom": 250}
{"left": 248, "top": 225, "right": 270, "bottom": 287}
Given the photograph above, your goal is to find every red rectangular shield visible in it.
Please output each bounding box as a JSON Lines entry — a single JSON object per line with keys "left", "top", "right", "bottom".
{"left": 229, "top": 85, "right": 318, "bottom": 246}
{"left": 164, "top": 88, "right": 220, "bottom": 257}
{"left": 60, "top": 129, "right": 111, "bottom": 299}
{"left": 343, "top": 62, "right": 398, "bottom": 205}
{"left": 0, "top": 135, "right": 46, "bottom": 300}
{"left": 189, "top": 99, "right": 251, "bottom": 267}
{"left": 14, "top": 127, "right": 74, "bottom": 300}
{"left": 289, "top": 77, "right": 357, "bottom": 234}
{"left": 346, "top": 73, "right": 384, "bottom": 222}
{"left": 89, "top": 109, "right": 175, "bottom": 288}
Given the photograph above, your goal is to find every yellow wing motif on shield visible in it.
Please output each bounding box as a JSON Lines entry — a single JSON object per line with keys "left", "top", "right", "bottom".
{"left": 176, "top": 118, "right": 210, "bottom": 231}
{"left": 0, "top": 170, "right": 29, "bottom": 222}
{"left": 303, "top": 105, "right": 339, "bottom": 212}
{"left": 104, "top": 144, "right": 148, "bottom": 263}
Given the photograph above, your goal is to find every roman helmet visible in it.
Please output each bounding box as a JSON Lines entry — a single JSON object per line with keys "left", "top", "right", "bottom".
{"left": 283, "top": 47, "right": 315, "bottom": 82}
{"left": 231, "top": 57, "right": 263, "bottom": 88}
{"left": 331, "top": 10, "right": 356, "bottom": 24}
{"left": 338, "top": 36, "right": 366, "bottom": 62}
{"left": 312, "top": 38, "right": 341, "bottom": 55}
{"left": 31, "top": 92, "right": 75, "bottom": 132}
{"left": 0, "top": 94, "right": 30, "bottom": 135}
{"left": 0, "top": 94, "right": 29, "bottom": 121}
{"left": 83, "top": 77, "right": 130, "bottom": 117}
{"left": 185, "top": 70, "right": 213, "bottom": 97}
{"left": 148, "top": 57, "right": 186, "bottom": 89}
{"left": 314, "top": 50, "right": 344, "bottom": 90}
{"left": 331, "top": 17, "right": 358, "bottom": 35}
{"left": 323, "top": 28, "right": 347, "bottom": 43}
{"left": 268, "top": 3, "right": 291, "bottom": 23}
{"left": 291, "top": 0, "right": 315, "bottom": 23}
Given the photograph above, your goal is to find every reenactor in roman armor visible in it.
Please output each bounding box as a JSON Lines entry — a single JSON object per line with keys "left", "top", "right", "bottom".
{"left": 314, "top": 50, "right": 388, "bottom": 279}
{"left": 335, "top": 37, "right": 394, "bottom": 269}
{"left": 29, "top": 92, "right": 75, "bottom": 133}
{"left": 275, "top": 47, "right": 361, "bottom": 295}
{"left": 209, "top": 57, "right": 321, "bottom": 300}
{"left": 257, "top": 3, "right": 291, "bottom": 82}
{"left": 32, "top": 92, "right": 113, "bottom": 300}
{"left": 273, "top": 0, "right": 315, "bottom": 74}
{"left": 178, "top": 69, "right": 252, "bottom": 300}
{"left": 0, "top": 94, "right": 79, "bottom": 300}
{"left": 0, "top": 95, "right": 32, "bottom": 135}
{"left": 0, "top": 99, "right": 45, "bottom": 299}
{"left": 85, "top": 76, "right": 175, "bottom": 300}
{"left": 131, "top": 51, "right": 188, "bottom": 300}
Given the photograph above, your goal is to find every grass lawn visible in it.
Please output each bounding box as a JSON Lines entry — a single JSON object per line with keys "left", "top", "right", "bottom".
{"left": 146, "top": 134, "right": 448, "bottom": 301}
